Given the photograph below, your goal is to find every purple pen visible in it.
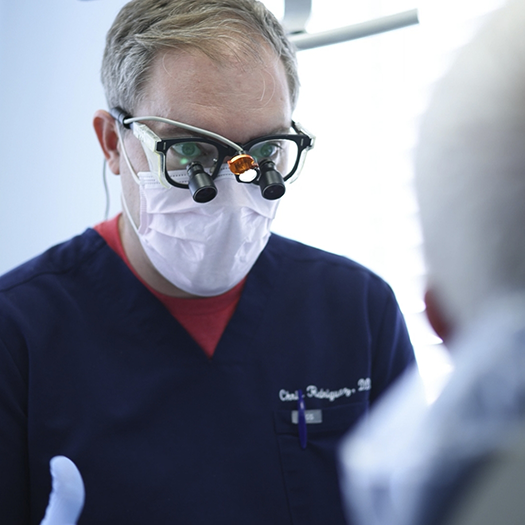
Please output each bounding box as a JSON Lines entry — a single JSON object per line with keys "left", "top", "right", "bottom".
{"left": 297, "top": 389, "right": 307, "bottom": 449}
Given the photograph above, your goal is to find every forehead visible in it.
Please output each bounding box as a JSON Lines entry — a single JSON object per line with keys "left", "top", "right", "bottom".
{"left": 136, "top": 48, "right": 293, "bottom": 143}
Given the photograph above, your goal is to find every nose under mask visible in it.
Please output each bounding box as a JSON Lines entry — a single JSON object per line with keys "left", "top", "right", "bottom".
{"left": 122, "top": 164, "right": 279, "bottom": 296}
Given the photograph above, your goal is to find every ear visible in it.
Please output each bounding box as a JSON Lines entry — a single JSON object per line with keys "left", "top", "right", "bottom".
{"left": 424, "top": 288, "right": 453, "bottom": 343}
{"left": 93, "top": 109, "right": 121, "bottom": 175}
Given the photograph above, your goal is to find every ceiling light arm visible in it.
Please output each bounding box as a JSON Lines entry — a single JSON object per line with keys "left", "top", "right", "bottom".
{"left": 285, "top": 5, "right": 419, "bottom": 51}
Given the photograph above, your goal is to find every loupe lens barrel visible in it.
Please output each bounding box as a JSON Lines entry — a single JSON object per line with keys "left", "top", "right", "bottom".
{"left": 258, "top": 159, "right": 286, "bottom": 200}
{"left": 187, "top": 162, "right": 217, "bottom": 203}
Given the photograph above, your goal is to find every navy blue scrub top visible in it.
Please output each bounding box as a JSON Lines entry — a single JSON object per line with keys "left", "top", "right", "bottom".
{"left": 0, "top": 230, "right": 415, "bottom": 524}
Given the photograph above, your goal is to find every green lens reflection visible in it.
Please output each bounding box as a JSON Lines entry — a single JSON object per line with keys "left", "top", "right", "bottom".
{"left": 172, "top": 142, "right": 202, "bottom": 166}
{"left": 249, "top": 141, "right": 280, "bottom": 162}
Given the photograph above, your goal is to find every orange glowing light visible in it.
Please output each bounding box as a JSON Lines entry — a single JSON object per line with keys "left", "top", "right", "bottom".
{"left": 228, "top": 154, "right": 257, "bottom": 175}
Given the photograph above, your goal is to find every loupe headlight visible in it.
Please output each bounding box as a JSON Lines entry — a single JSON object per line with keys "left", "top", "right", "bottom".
{"left": 228, "top": 154, "right": 258, "bottom": 182}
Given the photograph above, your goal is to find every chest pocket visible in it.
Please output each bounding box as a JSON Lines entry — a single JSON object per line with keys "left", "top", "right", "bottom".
{"left": 273, "top": 402, "right": 367, "bottom": 525}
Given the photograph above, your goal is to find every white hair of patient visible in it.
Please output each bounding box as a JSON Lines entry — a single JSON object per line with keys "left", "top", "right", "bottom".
{"left": 415, "top": 0, "right": 525, "bottom": 332}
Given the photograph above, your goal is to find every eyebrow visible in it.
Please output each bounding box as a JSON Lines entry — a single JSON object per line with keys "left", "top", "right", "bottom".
{"left": 260, "top": 125, "right": 293, "bottom": 136}
{"left": 149, "top": 121, "right": 293, "bottom": 142}
{"left": 151, "top": 123, "right": 202, "bottom": 139}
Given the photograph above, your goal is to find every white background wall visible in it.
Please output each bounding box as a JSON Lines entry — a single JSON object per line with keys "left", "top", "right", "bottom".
{"left": 0, "top": 0, "right": 127, "bottom": 274}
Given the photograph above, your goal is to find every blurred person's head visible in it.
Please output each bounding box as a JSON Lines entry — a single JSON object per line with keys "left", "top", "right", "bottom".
{"left": 415, "top": 0, "right": 525, "bottom": 341}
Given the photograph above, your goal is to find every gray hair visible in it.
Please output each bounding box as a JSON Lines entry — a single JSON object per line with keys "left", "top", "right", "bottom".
{"left": 415, "top": 0, "right": 525, "bottom": 329}
{"left": 101, "top": 0, "right": 299, "bottom": 114}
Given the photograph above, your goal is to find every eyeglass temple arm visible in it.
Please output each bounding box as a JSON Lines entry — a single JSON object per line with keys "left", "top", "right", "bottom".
{"left": 292, "top": 121, "right": 316, "bottom": 149}
{"left": 111, "top": 108, "right": 169, "bottom": 187}
{"left": 109, "top": 107, "right": 132, "bottom": 128}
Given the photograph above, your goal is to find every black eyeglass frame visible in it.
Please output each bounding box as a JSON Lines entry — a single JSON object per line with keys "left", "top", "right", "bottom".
{"left": 153, "top": 121, "right": 314, "bottom": 189}
{"left": 110, "top": 107, "right": 315, "bottom": 189}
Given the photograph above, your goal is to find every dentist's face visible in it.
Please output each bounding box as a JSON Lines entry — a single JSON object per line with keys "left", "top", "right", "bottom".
{"left": 119, "top": 46, "right": 293, "bottom": 229}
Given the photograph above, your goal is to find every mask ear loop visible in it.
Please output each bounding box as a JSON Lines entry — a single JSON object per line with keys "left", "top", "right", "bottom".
{"left": 120, "top": 192, "right": 140, "bottom": 237}
{"left": 115, "top": 124, "right": 141, "bottom": 185}
{"left": 102, "top": 159, "right": 110, "bottom": 221}
{"left": 114, "top": 124, "right": 143, "bottom": 233}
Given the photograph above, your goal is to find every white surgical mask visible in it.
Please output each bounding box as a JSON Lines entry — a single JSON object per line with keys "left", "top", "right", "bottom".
{"left": 122, "top": 165, "right": 279, "bottom": 297}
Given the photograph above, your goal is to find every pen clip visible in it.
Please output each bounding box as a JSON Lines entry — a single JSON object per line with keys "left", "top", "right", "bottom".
{"left": 297, "top": 389, "right": 307, "bottom": 450}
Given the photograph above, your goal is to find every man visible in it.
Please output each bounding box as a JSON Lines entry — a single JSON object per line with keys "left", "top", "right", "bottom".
{"left": 0, "top": 1, "right": 414, "bottom": 523}
{"left": 339, "top": 1, "right": 525, "bottom": 524}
